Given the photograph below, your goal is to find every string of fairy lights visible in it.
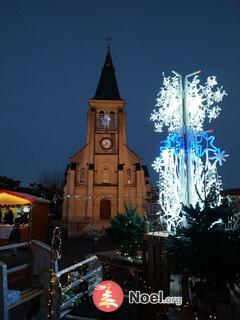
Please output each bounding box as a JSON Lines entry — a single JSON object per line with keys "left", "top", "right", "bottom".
{"left": 48, "top": 227, "right": 62, "bottom": 319}
{"left": 48, "top": 228, "right": 103, "bottom": 319}
{"left": 100, "top": 250, "right": 219, "bottom": 319}
{"left": 46, "top": 227, "right": 220, "bottom": 319}
{"left": 63, "top": 192, "right": 148, "bottom": 201}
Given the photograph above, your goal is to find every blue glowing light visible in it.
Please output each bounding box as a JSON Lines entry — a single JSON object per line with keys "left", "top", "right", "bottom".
{"left": 159, "top": 131, "right": 223, "bottom": 160}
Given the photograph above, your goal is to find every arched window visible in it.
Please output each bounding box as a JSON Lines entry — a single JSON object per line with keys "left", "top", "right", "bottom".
{"left": 100, "top": 198, "right": 111, "bottom": 219}
{"left": 127, "top": 168, "right": 132, "bottom": 184}
{"left": 98, "top": 111, "right": 105, "bottom": 131}
{"left": 80, "top": 168, "right": 85, "bottom": 183}
{"left": 109, "top": 111, "right": 115, "bottom": 131}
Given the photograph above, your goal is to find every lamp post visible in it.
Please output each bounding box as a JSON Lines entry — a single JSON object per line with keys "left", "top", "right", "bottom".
{"left": 172, "top": 70, "right": 201, "bottom": 207}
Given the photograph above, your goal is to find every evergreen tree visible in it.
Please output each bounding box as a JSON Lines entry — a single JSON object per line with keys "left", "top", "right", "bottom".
{"left": 0, "top": 175, "right": 21, "bottom": 190}
{"left": 107, "top": 205, "right": 154, "bottom": 255}
{"left": 164, "top": 190, "right": 240, "bottom": 286}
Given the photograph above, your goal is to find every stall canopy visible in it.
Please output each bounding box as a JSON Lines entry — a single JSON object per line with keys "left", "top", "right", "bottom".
{"left": 0, "top": 189, "right": 49, "bottom": 207}
{"left": 0, "top": 189, "right": 49, "bottom": 243}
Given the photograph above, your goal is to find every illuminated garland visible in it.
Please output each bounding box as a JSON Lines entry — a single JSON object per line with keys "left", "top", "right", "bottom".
{"left": 48, "top": 247, "right": 103, "bottom": 319}
{"left": 102, "top": 257, "right": 219, "bottom": 319}
{"left": 48, "top": 227, "right": 62, "bottom": 319}
{"left": 63, "top": 192, "right": 148, "bottom": 200}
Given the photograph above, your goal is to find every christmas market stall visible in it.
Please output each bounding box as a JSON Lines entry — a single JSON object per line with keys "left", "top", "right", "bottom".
{"left": 0, "top": 189, "right": 49, "bottom": 245}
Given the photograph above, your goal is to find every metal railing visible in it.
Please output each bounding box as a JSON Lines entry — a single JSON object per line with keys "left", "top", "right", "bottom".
{"left": 52, "top": 255, "right": 103, "bottom": 319}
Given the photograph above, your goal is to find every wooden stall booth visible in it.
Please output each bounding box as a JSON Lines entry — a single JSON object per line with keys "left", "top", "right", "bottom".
{"left": 0, "top": 190, "right": 49, "bottom": 245}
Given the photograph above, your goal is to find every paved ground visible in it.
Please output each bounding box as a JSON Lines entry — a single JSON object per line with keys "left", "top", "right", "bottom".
{"left": 59, "top": 236, "right": 120, "bottom": 269}
{"left": 2, "top": 238, "right": 236, "bottom": 319}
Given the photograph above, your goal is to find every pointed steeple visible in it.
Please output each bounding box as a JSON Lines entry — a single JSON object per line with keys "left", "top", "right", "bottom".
{"left": 93, "top": 49, "right": 122, "bottom": 100}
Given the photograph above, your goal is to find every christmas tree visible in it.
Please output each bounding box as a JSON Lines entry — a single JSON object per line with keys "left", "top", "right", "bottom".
{"left": 164, "top": 189, "right": 240, "bottom": 286}
{"left": 106, "top": 205, "right": 154, "bottom": 256}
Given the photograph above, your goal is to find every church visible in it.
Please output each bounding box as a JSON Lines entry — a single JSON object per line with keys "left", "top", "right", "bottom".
{"left": 62, "top": 49, "right": 150, "bottom": 236}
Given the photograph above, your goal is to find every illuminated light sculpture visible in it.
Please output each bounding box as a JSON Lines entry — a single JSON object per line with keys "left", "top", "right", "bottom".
{"left": 151, "top": 71, "right": 228, "bottom": 233}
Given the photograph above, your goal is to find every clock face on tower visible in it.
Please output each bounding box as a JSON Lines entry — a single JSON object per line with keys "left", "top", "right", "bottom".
{"left": 100, "top": 138, "right": 113, "bottom": 150}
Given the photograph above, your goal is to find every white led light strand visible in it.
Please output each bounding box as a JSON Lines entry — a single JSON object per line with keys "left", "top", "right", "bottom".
{"left": 151, "top": 71, "right": 227, "bottom": 233}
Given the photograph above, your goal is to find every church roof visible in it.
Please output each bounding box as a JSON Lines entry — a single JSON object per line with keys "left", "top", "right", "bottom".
{"left": 93, "top": 49, "right": 122, "bottom": 100}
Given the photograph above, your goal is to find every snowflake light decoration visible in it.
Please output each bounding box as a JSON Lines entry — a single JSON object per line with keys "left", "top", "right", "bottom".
{"left": 210, "top": 149, "right": 229, "bottom": 166}
{"left": 152, "top": 157, "right": 162, "bottom": 173}
{"left": 151, "top": 71, "right": 228, "bottom": 233}
{"left": 150, "top": 73, "right": 227, "bottom": 133}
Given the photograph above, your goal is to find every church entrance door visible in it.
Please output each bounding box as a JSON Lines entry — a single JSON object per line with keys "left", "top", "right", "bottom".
{"left": 100, "top": 198, "right": 111, "bottom": 219}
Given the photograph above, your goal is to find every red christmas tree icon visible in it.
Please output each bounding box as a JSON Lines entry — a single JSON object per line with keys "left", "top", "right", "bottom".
{"left": 99, "top": 283, "right": 118, "bottom": 309}
{"left": 93, "top": 280, "right": 124, "bottom": 312}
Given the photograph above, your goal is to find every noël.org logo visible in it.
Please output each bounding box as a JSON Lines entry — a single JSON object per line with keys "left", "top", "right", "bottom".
{"left": 129, "top": 290, "right": 182, "bottom": 306}
{"left": 92, "top": 281, "right": 182, "bottom": 312}
{"left": 92, "top": 280, "right": 124, "bottom": 312}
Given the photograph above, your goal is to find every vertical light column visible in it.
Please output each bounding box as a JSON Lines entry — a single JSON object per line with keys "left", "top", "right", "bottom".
{"left": 151, "top": 71, "right": 227, "bottom": 233}
{"left": 173, "top": 71, "right": 201, "bottom": 207}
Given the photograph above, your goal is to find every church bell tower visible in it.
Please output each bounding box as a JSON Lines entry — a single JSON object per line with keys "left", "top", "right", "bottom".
{"left": 63, "top": 49, "right": 150, "bottom": 236}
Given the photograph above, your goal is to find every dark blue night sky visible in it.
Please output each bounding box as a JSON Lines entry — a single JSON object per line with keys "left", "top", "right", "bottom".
{"left": 0, "top": 0, "right": 239, "bottom": 188}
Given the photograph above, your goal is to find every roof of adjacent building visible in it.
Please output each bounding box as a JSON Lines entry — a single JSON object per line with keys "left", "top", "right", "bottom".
{"left": 221, "top": 188, "right": 240, "bottom": 196}
{"left": 93, "top": 49, "right": 122, "bottom": 100}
